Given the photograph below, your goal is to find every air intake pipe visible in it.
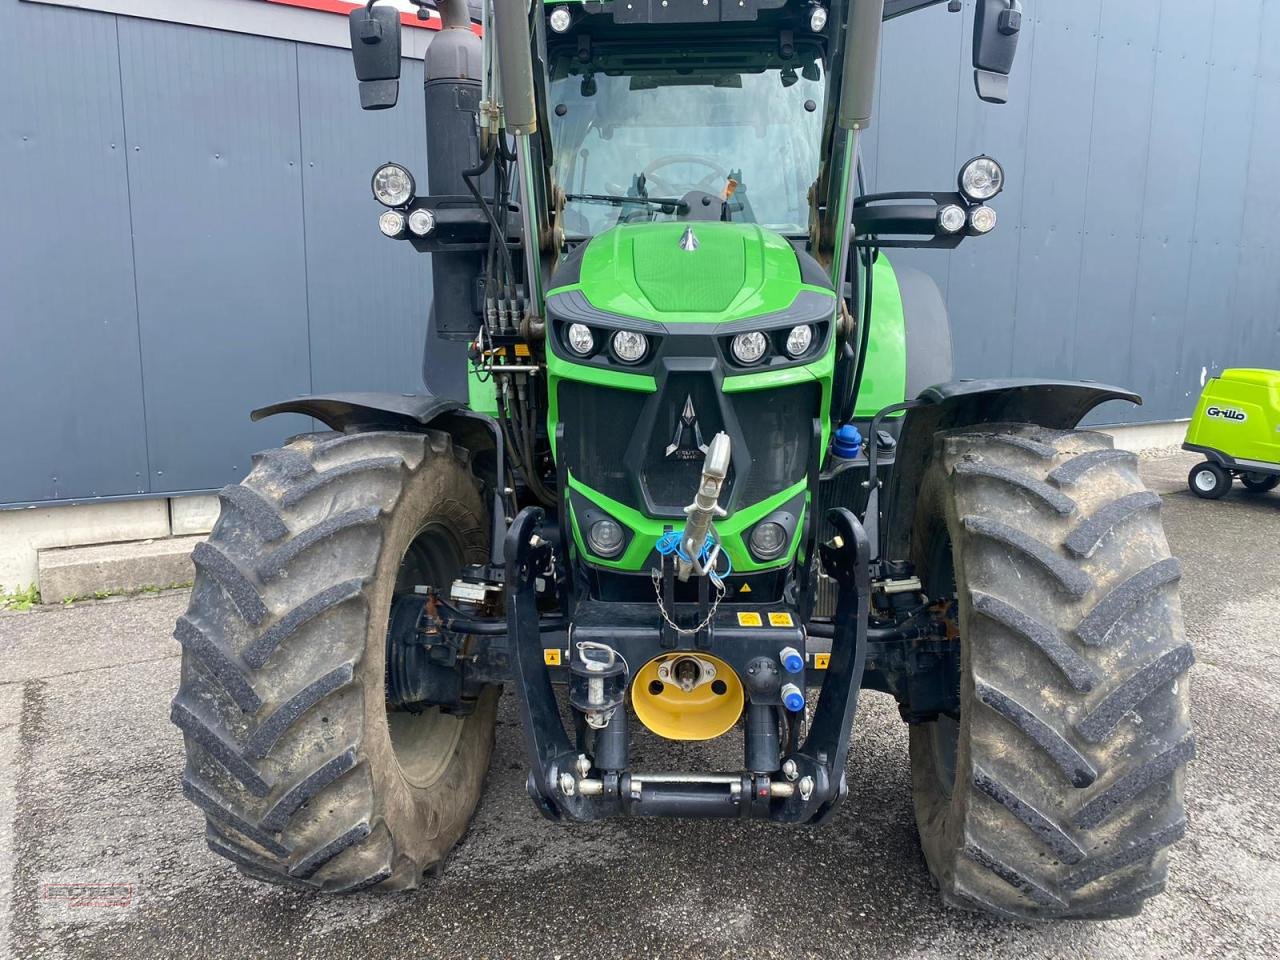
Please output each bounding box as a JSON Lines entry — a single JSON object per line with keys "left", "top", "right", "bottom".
{"left": 838, "top": 0, "right": 886, "bottom": 130}
{"left": 492, "top": 0, "right": 537, "bottom": 135}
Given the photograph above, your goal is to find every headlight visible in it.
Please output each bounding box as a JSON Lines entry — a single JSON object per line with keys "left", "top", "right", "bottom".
{"left": 958, "top": 156, "right": 1004, "bottom": 202}
{"left": 749, "top": 521, "right": 789, "bottom": 561}
{"left": 969, "top": 205, "right": 998, "bottom": 234}
{"left": 784, "top": 325, "right": 814, "bottom": 358}
{"left": 731, "top": 331, "right": 768, "bottom": 365}
{"left": 372, "top": 163, "right": 415, "bottom": 207}
{"left": 588, "top": 519, "right": 625, "bottom": 558}
{"left": 612, "top": 329, "right": 648, "bottom": 364}
{"left": 566, "top": 323, "right": 595, "bottom": 356}
{"left": 808, "top": 3, "right": 828, "bottom": 31}
{"left": 407, "top": 208, "right": 435, "bottom": 237}
{"left": 549, "top": 5, "right": 572, "bottom": 33}
{"left": 378, "top": 210, "right": 406, "bottom": 238}
{"left": 938, "top": 204, "right": 967, "bottom": 234}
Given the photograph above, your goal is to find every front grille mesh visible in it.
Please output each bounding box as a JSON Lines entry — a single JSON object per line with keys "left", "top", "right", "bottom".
{"left": 557, "top": 380, "right": 647, "bottom": 505}
{"left": 559, "top": 377, "right": 819, "bottom": 517}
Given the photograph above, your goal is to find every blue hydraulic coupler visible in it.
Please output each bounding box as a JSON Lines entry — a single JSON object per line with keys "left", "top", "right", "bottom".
{"left": 831, "top": 423, "right": 864, "bottom": 462}
{"left": 781, "top": 682, "right": 805, "bottom": 713}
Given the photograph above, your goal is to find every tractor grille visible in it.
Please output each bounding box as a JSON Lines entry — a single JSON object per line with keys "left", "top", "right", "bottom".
{"left": 638, "top": 373, "right": 737, "bottom": 513}
{"left": 732, "top": 384, "right": 818, "bottom": 507}
{"left": 557, "top": 380, "right": 648, "bottom": 505}
{"left": 558, "top": 376, "right": 819, "bottom": 518}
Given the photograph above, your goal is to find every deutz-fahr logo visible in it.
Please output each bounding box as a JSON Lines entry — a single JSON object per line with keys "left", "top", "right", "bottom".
{"left": 666, "top": 395, "right": 709, "bottom": 460}
{"left": 1207, "top": 406, "right": 1247, "bottom": 423}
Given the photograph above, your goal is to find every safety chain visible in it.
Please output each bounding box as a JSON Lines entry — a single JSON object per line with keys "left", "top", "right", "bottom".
{"left": 649, "top": 568, "right": 726, "bottom": 636}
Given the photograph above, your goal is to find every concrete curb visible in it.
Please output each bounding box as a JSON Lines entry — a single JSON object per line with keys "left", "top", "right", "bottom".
{"left": 37, "top": 535, "right": 204, "bottom": 605}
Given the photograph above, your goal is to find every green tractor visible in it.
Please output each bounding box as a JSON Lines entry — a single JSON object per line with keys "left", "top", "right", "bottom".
{"left": 172, "top": 0, "right": 1193, "bottom": 919}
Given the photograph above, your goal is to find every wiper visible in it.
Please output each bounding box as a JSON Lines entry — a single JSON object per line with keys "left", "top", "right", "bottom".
{"left": 565, "top": 193, "right": 689, "bottom": 213}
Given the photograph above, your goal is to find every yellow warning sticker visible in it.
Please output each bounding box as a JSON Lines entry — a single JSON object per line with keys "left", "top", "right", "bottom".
{"left": 814, "top": 653, "right": 831, "bottom": 670}
{"left": 768, "top": 612, "right": 795, "bottom": 627}
{"left": 737, "top": 612, "right": 763, "bottom": 627}
{"left": 543, "top": 648, "right": 562, "bottom": 666}
{"left": 514, "top": 343, "right": 532, "bottom": 358}
{"left": 739, "top": 583, "right": 752, "bottom": 593}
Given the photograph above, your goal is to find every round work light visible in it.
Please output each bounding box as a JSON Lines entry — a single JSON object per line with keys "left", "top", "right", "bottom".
{"left": 378, "top": 210, "right": 406, "bottom": 237}
{"left": 970, "top": 205, "right": 998, "bottom": 234}
{"left": 372, "top": 163, "right": 415, "bottom": 207}
{"left": 407, "top": 208, "right": 436, "bottom": 236}
{"left": 958, "top": 156, "right": 1004, "bottom": 202}
{"left": 566, "top": 323, "right": 595, "bottom": 356}
{"left": 588, "top": 519, "right": 625, "bottom": 557}
{"left": 731, "top": 331, "right": 768, "bottom": 365}
{"left": 612, "top": 330, "right": 649, "bottom": 364}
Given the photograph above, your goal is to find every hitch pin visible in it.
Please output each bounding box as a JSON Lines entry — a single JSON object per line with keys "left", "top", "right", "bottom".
{"left": 677, "top": 432, "right": 731, "bottom": 581}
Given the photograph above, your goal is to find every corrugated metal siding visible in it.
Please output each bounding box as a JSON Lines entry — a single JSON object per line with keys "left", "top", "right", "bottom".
{"left": 0, "top": 0, "right": 431, "bottom": 505}
{"left": 0, "top": 1, "right": 149, "bottom": 502}
{"left": 865, "top": 0, "right": 1280, "bottom": 425}
{"left": 2, "top": 0, "right": 1280, "bottom": 506}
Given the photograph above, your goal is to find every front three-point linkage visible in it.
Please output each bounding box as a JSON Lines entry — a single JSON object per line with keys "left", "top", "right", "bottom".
{"left": 503, "top": 494, "right": 872, "bottom": 823}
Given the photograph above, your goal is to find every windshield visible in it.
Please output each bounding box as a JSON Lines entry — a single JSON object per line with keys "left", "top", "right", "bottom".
{"left": 548, "top": 45, "right": 826, "bottom": 238}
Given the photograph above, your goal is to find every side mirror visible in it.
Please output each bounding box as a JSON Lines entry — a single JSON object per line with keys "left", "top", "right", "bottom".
{"left": 349, "top": 4, "right": 402, "bottom": 110}
{"left": 972, "top": 0, "right": 1022, "bottom": 104}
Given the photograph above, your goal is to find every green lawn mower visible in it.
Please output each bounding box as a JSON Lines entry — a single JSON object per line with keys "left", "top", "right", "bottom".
{"left": 1184, "top": 368, "right": 1280, "bottom": 499}
{"left": 169, "top": 0, "right": 1194, "bottom": 920}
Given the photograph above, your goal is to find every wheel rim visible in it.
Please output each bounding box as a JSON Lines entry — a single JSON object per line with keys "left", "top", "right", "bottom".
{"left": 383, "top": 522, "right": 469, "bottom": 790}
{"left": 1193, "top": 469, "right": 1218, "bottom": 493}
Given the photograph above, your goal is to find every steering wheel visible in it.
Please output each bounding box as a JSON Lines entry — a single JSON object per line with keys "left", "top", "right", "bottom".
{"left": 641, "top": 155, "right": 731, "bottom": 197}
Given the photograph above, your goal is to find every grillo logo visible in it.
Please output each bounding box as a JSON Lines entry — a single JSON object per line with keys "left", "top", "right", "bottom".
{"left": 1207, "top": 406, "right": 1247, "bottom": 423}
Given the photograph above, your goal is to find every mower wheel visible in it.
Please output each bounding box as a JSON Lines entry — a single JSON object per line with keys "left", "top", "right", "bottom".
{"left": 171, "top": 429, "right": 497, "bottom": 892}
{"left": 1240, "top": 471, "right": 1279, "bottom": 493}
{"left": 1188, "top": 461, "right": 1231, "bottom": 499}
{"left": 908, "top": 424, "right": 1192, "bottom": 920}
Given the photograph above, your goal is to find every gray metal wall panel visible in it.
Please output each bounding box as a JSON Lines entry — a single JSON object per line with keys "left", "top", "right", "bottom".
{"left": 1233, "top": 68, "right": 1280, "bottom": 368}
{"left": 1125, "top": 0, "right": 1214, "bottom": 420}
{"left": 116, "top": 16, "right": 313, "bottom": 492}
{"left": 1010, "top": 0, "right": 1102, "bottom": 381}
{"left": 296, "top": 46, "right": 431, "bottom": 396}
{"left": 5, "top": 0, "right": 1280, "bottom": 507}
{"left": 0, "top": 0, "right": 149, "bottom": 503}
{"left": 1071, "top": 4, "right": 1159, "bottom": 394}
{"left": 1180, "top": 0, "right": 1263, "bottom": 409}
{"left": 939, "top": 3, "right": 1040, "bottom": 382}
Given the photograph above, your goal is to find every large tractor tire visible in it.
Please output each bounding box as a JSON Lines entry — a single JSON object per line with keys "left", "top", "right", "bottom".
{"left": 908, "top": 424, "right": 1193, "bottom": 920}
{"left": 171, "top": 429, "right": 498, "bottom": 892}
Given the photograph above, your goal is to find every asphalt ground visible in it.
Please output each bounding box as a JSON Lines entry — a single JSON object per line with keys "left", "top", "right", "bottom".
{"left": 0, "top": 451, "right": 1277, "bottom": 959}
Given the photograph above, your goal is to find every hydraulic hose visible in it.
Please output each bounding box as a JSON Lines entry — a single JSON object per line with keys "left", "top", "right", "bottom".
{"left": 461, "top": 138, "right": 518, "bottom": 299}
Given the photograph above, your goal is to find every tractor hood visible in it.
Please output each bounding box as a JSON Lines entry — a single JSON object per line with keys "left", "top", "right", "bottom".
{"left": 557, "top": 221, "right": 831, "bottom": 323}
